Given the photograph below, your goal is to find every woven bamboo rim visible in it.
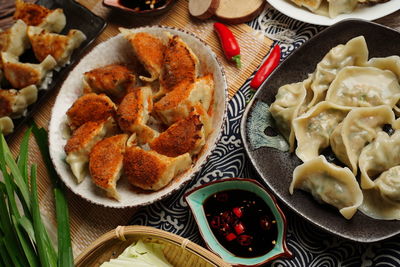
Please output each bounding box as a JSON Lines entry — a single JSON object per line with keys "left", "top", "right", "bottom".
{"left": 75, "top": 225, "right": 231, "bottom": 267}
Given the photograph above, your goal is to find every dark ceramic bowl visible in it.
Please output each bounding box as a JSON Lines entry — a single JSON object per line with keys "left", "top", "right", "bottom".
{"left": 185, "top": 178, "right": 292, "bottom": 266}
{"left": 240, "top": 19, "right": 400, "bottom": 243}
{"left": 103, "top": 0, "right": 175, "bottom": 16}
{"left": 3, "top": 0, "right": 106, "bottom": 138}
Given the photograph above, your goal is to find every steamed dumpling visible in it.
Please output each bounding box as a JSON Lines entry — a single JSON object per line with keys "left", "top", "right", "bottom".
{"left": 359, "top": 131, "right": 400, "bottom": 189}
{"left": 363, "top": 55, "right": 400, "bottom": 79}
{"left": 0, "top": 85, "right": 38, "bottom": 118}
{"left": 28, "top": 26, "right": 86, "bottom": 66}
{"left": 290, "top": 155, "right": 363, "bottom": 219}
{"left": 13, "top": 0, "right": 66, "bottom": 33}
{"left": 293, "top": 101, "right": 351, "bottom": 162}
{"left": 1, "top": 52, "right": 56, "bottom": 89}
{"left": 326, "top": 66, "right": 400, "bottom": 108}
{"left": 359, "top": 166, "right": 400, "bottom": 220}
{"left": 307, "top": 36, "right": 368, "bottom": 108}
{"left": 0, "top": 20, "right": 29, "bottom": 57}
{"left": 330, "top": 105, "right": 395, "bottom": 174}
{"left": 270, "top": 78, "right": 309, "bottom": 151}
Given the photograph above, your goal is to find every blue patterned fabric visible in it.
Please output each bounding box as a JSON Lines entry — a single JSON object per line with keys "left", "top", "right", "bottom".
{"left": 131, "top": 7, "right": 400, "bottom": 266}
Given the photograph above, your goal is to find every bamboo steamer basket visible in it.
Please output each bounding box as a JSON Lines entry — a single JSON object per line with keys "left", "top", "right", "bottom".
{"left": 75, "top": 225, "right": 231, "bottom": 267}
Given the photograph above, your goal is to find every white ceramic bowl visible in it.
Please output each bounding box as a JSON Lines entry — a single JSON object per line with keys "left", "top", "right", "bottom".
{"left": 49, "top": 26, "right": 228, "bottom": 208}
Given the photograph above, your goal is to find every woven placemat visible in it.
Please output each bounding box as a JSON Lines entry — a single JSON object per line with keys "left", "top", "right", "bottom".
{"left": 5, "top": 0, "right": 273, "bottom": 257}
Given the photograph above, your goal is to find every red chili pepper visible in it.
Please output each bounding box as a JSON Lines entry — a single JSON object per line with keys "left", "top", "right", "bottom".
{"left": 250, "top": 44, "right": 281, "bottom": 89}
{"left": 232, "top": 207, "right": 243, "bottom": 218}
{"left": 225, "top": 232, "right": 237, "bottom": 241}
{"left": 214, "top": 22, "right": 241, "bottom": 68}
{"left": 234, "top": 222, "right": 245, "bottom": 235}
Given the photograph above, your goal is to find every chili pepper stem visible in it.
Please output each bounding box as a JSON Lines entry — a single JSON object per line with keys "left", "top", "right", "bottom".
{"left": 232, "top": 55, "right": 241, "bottom": 68}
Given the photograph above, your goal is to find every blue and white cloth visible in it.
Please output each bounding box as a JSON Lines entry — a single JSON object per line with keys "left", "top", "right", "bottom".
{"left": 131, "top": 6, "right": 400, "bottom": 266}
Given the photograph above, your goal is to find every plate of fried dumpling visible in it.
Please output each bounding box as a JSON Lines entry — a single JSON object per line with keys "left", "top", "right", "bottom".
{"left": 267, "top": 0, "right": 400, "bottom": 25}
{"left": 49, "top": 26, "right": 228, "bottom": 208}
{"left": 0, "top": 0, "right": 105, "bottom": 136}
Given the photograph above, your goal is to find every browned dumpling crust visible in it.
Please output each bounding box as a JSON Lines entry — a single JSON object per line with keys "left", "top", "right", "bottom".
{"left": 13, "top": 0, "right": 66, "bottom": 33}
{"left": 0, "top": 85, "right": 37, "bottom": 118}
{"left": 89, "top": 134, "right": 128, "bottom": 200}
{"left": 158, "top": 35, "right": 199, "bottom": 96}
{"left": 1, "top": 52, "right": 56, "bottom": 89}
{"left": 83, "top": 64, "right": 136, "bottom": 101}
{"left": 123, "top": 146, "right": 192, "bottom": 191}
{"left": 116, "top": 86, "right": 157, "bottom": 144}
{"left": 28, "top": 27, "right": 86, "bottom": 66}
{"left": 64, "top": 119, "right": 117, "bottom": 183}
{"left": 154, "top": 74, "right": 214, "bottom": 125}
{"left": 121, "top": 30, "right": 165, "bottom": 82}
{"left": 66, "top": 93, "right": 116, "bottom": 131}
{"left": 149, "top": 112, "right": 205, "bottom": 157}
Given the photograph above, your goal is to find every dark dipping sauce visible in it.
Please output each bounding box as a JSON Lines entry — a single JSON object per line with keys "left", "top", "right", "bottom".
{"left": 118, "top": 0, "right": 167, "bottom": 11}
{"left": 204, "top": 189, "right": 278, "bottom": 258}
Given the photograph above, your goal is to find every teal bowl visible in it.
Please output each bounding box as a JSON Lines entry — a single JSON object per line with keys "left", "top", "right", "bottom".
{"left": 184, "top": 178, "right": 292, "bottom": 266}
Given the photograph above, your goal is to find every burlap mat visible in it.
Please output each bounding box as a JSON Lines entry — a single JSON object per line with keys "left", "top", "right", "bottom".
{"left": 5, "top": 0, "right": 273, "bottom": 257}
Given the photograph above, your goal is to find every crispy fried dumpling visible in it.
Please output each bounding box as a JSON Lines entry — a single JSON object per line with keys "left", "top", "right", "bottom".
{"left": 27, "top": 26, "right": 86, "bottom": 66}
{"left": 290, "top": 155, "right": 363, "bottom": 219}
{"left": 13, "top": 0, "right": 66, "bottom": 33}
{"left": 0, "top": 20, "right": 29, "bottom": 57}
{"left": 64, "top": 119, "right": 117, "bottom": 183}
{"left": 359, "top": 131, "right": 400, "bottom": 189}
{"left": 360, "top": 166, "right": 400, "bottom": 220}
{"left": 307, "top": 36, "right": 368, "bottom": 108}
{"left": 116, "top": 86, "right": 158, "bottom": 144}
{"left": 0, "top": 116, "right": 14, "bottom": 135}
{"left": 157, "top": 34, "right": 199, "bottom": 98}
{"left": 66, "top": 93, "right": 116, "bottom": 131}
{"left": 89, "top": 134, "right": 128, "bottom": 200}
{"left": 293, "top": 101, "right": 351, "bottom": 162}
{"left": 120, "top": 29, "right": 165, "bottom": 82}
{"left": 330, "top": 105, "right": 395, "bottom": 174}
{"left": 123, "top": 146, "right": 192, "bottom": 191}
{"left": 83, "top": 64, "right": 136, "bottom": 101}
{"left": 270, "top": 78, "right": 310, "bottom": 151}
{"left": 326, "top": 66, "right": 400, "bottom": 108}
{"left": 0, "top": 85, "right": 37, "bottom": 118}
{"left": 154, "top": 74, "right": 213, "bottom": 126}
{"left": 1, "top": 52, "right": 56, "bottom": 89}
{"left": 150, "top": 111, "right": 205, "bottom": 157}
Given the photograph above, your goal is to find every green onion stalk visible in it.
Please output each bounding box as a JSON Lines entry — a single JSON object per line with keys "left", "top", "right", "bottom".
{"left": 0, "top": 124, "right": 73, "bottom": 267}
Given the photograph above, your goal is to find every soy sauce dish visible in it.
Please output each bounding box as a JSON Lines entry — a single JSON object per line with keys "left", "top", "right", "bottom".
{"left": 185, "top": 178, "right": 292, "bottom": 266}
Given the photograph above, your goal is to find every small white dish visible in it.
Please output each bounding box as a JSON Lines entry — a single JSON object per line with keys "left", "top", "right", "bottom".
{"left": 48, "top": 26, "right": 228, "bottom": 208}
{"left": 266, "top": 0, "right": 400, "bottom": 26}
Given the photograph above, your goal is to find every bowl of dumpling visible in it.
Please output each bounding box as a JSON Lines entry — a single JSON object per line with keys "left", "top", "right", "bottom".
{"left": 241, "top": 19, "right": 400, "bottom": 242}
{"left": 48, "top": 25, "right": 228, "bottom": 208}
